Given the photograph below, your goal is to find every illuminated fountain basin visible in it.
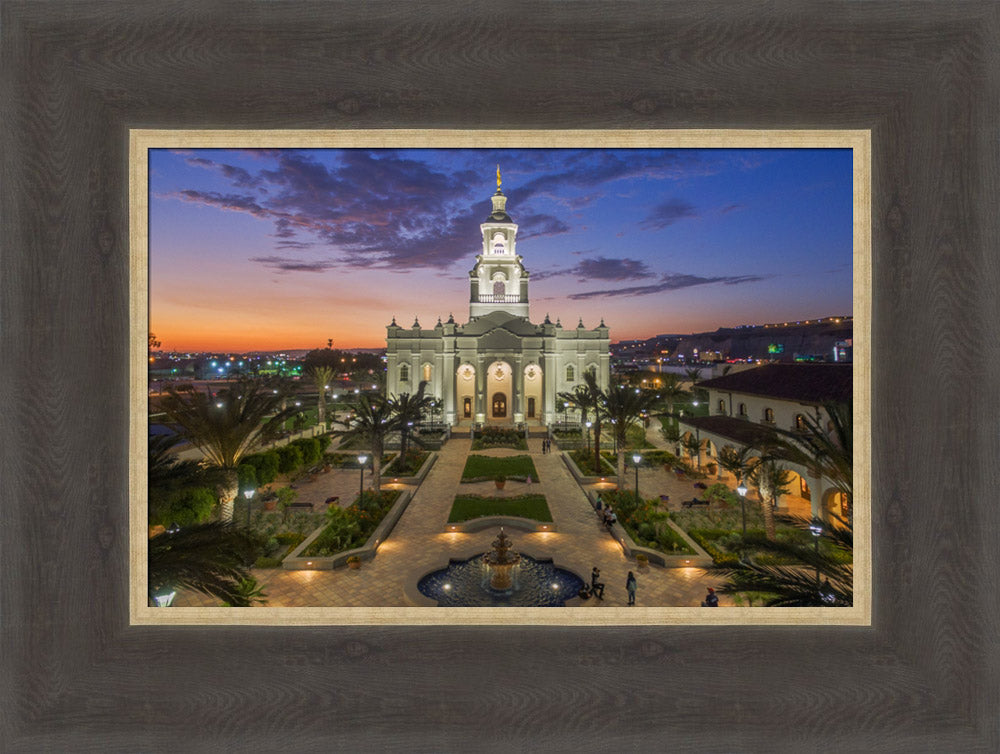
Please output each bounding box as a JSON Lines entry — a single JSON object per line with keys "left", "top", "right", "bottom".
{"left": 417, "top": 554, "right": 585, "bottom": 607}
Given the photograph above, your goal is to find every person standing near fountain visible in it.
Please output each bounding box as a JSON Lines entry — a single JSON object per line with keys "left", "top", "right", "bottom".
{"left": 590, "top": 567, "right": 605, "bottom": 600}
{"left": 626, "top": 571, "right": 637, "bottom": 606}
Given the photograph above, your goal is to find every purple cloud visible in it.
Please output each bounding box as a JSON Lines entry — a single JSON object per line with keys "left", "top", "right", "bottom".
{"left": 639, "top": 199, "right": 698, "bottom": 230}
{"left": 567, "top": 273, "right": 766, "bottom": 299}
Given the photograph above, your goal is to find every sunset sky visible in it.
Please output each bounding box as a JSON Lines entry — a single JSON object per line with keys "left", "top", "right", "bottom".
{"left": 149, "top": 147, "right": 852, "bottom": 352}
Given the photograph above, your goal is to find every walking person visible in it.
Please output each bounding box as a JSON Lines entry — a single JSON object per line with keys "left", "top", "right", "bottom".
{"left": 701, "top": 587, "right": 719, "bottom": 607}
{"left": 590, "top": 567, "right": 605, "bottom": 600}
{"left": 626, "top": 571, "right": 637, "bottom": 606}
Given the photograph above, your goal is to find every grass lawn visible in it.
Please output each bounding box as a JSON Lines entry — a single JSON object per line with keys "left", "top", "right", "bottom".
{"left": 461, "top": 454, "right": 538, "bottom": 481}
{"left": 448, "top": 494, "right": 553, "bottom": 523}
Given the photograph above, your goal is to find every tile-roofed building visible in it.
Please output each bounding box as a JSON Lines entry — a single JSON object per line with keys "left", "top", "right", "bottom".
{"left": 677, "top": 362, "right": 852, "bottom": 521}
{"left": 696, "top": 363, "right": 851, "bottom": 405}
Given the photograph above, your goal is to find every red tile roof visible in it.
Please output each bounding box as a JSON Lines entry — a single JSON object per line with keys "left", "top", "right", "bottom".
{"left": 697, "top": 364, "right": 851, "bottom": 404}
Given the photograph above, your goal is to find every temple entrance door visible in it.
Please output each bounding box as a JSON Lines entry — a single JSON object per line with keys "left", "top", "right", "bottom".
{"left": 491, "top": 392, "right": 507, "bottom": 418}
{"left": 463, "top": 397, "right": 472, "bottom": 418}
{"left": 527, "top": 397, "right": 536, "bottom": 418}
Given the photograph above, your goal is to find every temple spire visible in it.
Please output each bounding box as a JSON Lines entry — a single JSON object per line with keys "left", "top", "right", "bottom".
{"left": 496, "top": 164, "right": 502, "bottom": 191}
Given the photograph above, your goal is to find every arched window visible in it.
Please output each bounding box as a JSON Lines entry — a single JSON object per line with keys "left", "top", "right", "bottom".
{"left": 422, "top": 363, "right": 432, "bottom": 382}
{"left": 399, "top": 364, "right": 409, "bottom": 383}
{"left": 566, "top": 365, "right": 575, "bottom": 382}
{"left": 764, "top": 407, "right": 775, "bottom": 423}
{"left": 493, "top": 280, "right": 505, "bottom": 296}
{"left": 738, "top": 403, "right": 747, "bottom": 417}
{"left": 718, "top": 399, "right": 726, "bottom": 414}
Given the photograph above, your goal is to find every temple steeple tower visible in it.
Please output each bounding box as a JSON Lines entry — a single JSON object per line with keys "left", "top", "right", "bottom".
{"left": 470, "top": 170, "right": 529, "bottom": 318}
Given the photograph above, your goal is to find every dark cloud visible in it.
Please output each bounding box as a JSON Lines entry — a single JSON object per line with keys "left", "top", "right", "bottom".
{"left": 567, "top": 273, "right": 766, "bottom": 300}
{"left": 169, "top": 148, "right": 723, "bottom": 273}
{"left": 572, "top": 256, "right": 651, "bottom": 281}
{"left": 249, "top": 256, "right": 338, "bottom": 273}
{"left": 639, "top": 199, "right": 698, "bottom": 230}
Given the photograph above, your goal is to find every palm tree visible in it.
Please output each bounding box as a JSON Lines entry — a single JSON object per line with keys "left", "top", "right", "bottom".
{"left": 773, "top": 401, "right": 853, "bottom": 524}
{"left": 714, "top": 513, "right": 853, "bottom": 606}
{"left": 148, "top": 521, "right": 265, "bottom": 606}
{"left": 388, "top": 381, "right": 433, "bottom": 461}
{"left": 684, "top": 367, "right": 703, "bottom": 410}
{"left": 336, "top": 392, "right": 397, "bottom": 495}
{"left": 158, "top": 376, "right": 297, "bottom": 520}
{"left": 717, "top": 444, "right": 756, "bottom": 534}
{"left": 749, "top": 458, "right": 793, "bottom": 540}
{"left": 308, "top": 365, "right": 336, "bottom": 427}
{"left": 657, "top": 373, "right": 688, "bottom": 423}
{"left": 682, "top": 434, "right": 702, "bottom": 469}
{"left": 660, "top": 422, "right": 682, "bottom": 457}
{"left": 599, "top": 382, "right": 660, "bottom": 488}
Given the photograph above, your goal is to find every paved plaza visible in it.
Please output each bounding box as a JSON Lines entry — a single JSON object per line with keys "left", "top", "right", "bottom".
{"left": 175, "top": 428, "right": 743, "bottom": 608}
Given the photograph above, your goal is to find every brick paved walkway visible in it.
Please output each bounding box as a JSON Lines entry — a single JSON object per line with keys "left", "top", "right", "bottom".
{"left": 175, "top": 433, "right": 729, "bottom": 608}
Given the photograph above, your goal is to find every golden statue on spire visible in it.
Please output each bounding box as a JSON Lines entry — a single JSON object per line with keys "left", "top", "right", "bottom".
{"left": 496, "top": 164, "right": 502, "bottom": 190}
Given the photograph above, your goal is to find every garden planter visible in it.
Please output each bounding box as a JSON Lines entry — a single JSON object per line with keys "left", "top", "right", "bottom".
{"left": 494, "top": 480, "right": 506, "bottom": 490}
{"left": 347, "top": 558, "right": 361, "bottom": 570}
{"left": 264, "top": 499, "right": 277, "bottom": 511}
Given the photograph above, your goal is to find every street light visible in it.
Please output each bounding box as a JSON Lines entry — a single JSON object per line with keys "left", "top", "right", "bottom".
{"left": 358, "top": 454, "right": 368, "bottom": 502}
{"left": 244, "top": 488, "right": 255, "bottom": 529}
{"left": 585, "top": 420, "right": 592, "bottom": 455}
{"left": 809, "top": 517, "right": 823, "bottom": 590}
{"left": 563, "top": 401, "right": 569, "bottom": 426}
{"left": 736, "top": 482, "right": 748, "bottom": 535}
{"left": 632, "top": 453, "right": 642, "bottom": 503}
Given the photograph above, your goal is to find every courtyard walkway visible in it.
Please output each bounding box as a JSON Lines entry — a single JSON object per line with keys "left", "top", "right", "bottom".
{"left": 176, "top": 433, "right": 728, "bottom": 608}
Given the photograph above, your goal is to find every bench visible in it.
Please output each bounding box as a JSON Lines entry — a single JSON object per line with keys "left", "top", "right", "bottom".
{"left": 324, "top": 496, "right": 340, "bottom": 505}
{"left": 287, "top": 502, "right": 315, "bottom": 512}
{"left": 681, "top": 498, "right": 709, "bottom": 509}
{"left": 659, "top": 495, "right": 670, "bottom": 504}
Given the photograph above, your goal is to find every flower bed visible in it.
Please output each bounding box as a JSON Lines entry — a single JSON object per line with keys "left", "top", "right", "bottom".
{"left": 471, "top": 425, "right": 527, "bottom": 450}
{"left": 301, "top": 489, "right": 402, "bottom": 557}
{"left": 601, "top": 489, "right": 695, "bottom": 556}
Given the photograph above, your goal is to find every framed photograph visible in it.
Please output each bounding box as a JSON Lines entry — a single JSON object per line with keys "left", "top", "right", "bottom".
{"left": 5, "top": 3, "right": 996, "bottom": 750}
{"left": 131, "top": 129, "right": 871, "bottom": 627}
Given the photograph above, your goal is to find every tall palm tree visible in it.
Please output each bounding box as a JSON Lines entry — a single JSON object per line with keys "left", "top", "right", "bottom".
{"left": 308, "top": 365, "right": 336, "bottom": 427}
{"left": 717, "top": 444, "right": 754, "bottom": 486}
{"left": 388, "top": 381, "right": 433, "bottom": 460}
{"left": 158, "top": 375, "right": 296, "bottom": 520}
{"left": 682, "top": 434, "right": 702, "bottom": 469}
{"left": 657, "top": 373, "right": 688, "bottom": 423}
{"left": 773, "top": 401, "right": 853, "bottom": 524}
{"left": 599, "top": 382, "right": 660, "bottom": 488}
{"left": 148, "top": 521, "right": 265, "bottom": 606}
{"left": 749, "top": 458, "right": 792, "bottom": 540}
{"left": 717, "top": 444, "right": 756, "bottom": 534}
{"left": 336, "top": 392, "right": 397, "bottom": 495}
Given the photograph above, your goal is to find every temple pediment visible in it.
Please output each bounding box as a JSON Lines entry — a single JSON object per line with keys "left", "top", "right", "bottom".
{"left": 477, "top": 327, "right": 523, "bottom": 351}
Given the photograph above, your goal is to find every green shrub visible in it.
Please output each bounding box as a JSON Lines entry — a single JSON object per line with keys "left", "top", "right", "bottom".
{"left": 291, "top": 437, "right": 322, "bottom": 466}
{"left": 254, "top": 556, "right": 284, "bottom": 569}
{"left": 150, "top": 486, "right": 216, "bottom": 527}
{"left": 237, "top": 463, "right": 257, "bottom": 493}
{"left": 317, "top": 435, "right": 332, "bottom": 453}
{"left": 277, "top": 444, "right": 303, "bottom": 473}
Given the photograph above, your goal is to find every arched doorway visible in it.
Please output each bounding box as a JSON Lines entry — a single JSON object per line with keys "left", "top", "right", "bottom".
{"left": 455, "top": 363, "right": 476, "bottom": 423}
{"left": 491, "top": 392, "right": 507, "bottom": 418}
{"left": 485, "top": 361, "right": 512, "bottom": 425}
{"left": 523, "top": 363, "right": 542, "bottom": 421}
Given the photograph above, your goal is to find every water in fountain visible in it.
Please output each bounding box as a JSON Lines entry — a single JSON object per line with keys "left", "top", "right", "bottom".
{"left": 417, "top": 528, "right": 585, "bottom": 607}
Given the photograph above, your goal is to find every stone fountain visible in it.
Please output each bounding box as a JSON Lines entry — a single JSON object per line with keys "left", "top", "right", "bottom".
{"left": 482, "top": 527, "right": 521, "bottom": 591}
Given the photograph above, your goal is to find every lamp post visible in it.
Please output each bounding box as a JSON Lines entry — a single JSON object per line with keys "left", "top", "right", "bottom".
{"left": 563, "top": 401, "right": 568, "bottom": 426}
{"left": 736, "top": 482, "right": 748, "bottom": 536}
{"left": 809, "top": 518, "right": 823, "bottom": 590}
{"left": 632, "top": 453, "right": 642, "bottom": 504}
{"left": 585, "top": 420, "right": 592, "bottom": 456}
{"left": 358, "top": 454, "right": 368, "bottom": 502}
{"left": 244, "top": 488, "right": 255, "bottom": 529}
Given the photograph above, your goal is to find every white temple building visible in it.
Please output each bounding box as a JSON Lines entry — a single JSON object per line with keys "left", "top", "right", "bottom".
{"left": 385, "top": 172, "right": 610, "bottom": 426}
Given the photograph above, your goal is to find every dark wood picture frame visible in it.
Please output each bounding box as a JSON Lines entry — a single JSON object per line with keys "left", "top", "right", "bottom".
{"left": 3, "top": 3, "right": 997, "bottom": 749}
